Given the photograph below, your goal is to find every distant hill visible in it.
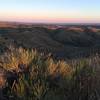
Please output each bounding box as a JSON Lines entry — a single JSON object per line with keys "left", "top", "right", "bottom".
{"left": 0, "top": 22, "right": 100, "bottom": 58}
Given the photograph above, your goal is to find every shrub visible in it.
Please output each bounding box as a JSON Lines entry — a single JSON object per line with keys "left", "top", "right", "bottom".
{"left": 0, "top": 47, "right": 98, "bottom": 100}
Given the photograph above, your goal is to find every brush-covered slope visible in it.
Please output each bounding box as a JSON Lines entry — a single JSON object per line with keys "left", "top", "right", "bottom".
{"left": 0, "top": 24, "right": 100, "bottom": 58}
{"left": 0, "top": 47, "right": 99, "bottom": 100}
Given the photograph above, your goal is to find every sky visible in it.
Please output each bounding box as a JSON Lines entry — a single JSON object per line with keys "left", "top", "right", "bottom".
{"left": 0, "top": 0, "right": 100, "bottom": 23}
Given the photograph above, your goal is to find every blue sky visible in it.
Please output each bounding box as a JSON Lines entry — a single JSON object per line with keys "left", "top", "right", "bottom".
{"left": 0, "top": 0, "right": 100, "bottom": 23}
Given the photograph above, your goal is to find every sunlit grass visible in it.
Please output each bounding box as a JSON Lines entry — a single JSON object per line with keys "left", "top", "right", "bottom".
{"left": 0, "top": 46, "right": 99, "bottom": 100}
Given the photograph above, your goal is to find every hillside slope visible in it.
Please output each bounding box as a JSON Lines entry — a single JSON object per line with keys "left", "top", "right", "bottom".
{"left": 0, "top": 25, "right": 100, "bottom": 58}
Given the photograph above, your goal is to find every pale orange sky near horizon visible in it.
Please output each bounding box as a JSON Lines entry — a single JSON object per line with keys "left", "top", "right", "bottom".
{"left": 0, "top": 0, "right": 100, "bottom": 23}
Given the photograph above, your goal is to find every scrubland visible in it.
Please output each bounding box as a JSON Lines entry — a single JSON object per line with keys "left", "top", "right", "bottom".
{"left": 0, "top": 47, "right": 99, "bottom": 100}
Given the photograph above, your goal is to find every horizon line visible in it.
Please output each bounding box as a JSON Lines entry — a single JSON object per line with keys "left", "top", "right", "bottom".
{"left": 0, "top": 20, "right": 100, "bottom": 25}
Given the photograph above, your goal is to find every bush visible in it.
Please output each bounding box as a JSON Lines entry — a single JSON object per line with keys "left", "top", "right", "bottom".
{"left": 0, "top": 47, "right": 99, "bottom": 100}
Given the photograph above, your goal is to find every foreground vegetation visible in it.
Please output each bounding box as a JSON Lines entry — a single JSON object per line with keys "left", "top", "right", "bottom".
{"left": 0, "top": 47, "right": 100, "bottom": 100}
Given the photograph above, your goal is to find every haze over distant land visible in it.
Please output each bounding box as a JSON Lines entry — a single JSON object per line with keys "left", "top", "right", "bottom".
{"left": 0, "top": 0, "right": 100, "bottom": 23}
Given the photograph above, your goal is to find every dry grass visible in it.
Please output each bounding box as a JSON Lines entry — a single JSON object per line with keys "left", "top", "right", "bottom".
{"left": 0, "top": 47, "right": 37, "bottom": 72}
{"left": 0, "top": 47, "right": 99, "bottom": 100}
